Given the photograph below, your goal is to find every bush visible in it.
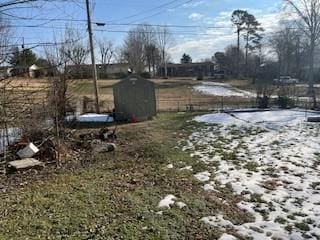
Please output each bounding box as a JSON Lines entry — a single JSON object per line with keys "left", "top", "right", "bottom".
{"left": 257, "top": 96, "right": 270, "bottom": 108}
{"left": 196, "top": 74, "right": 204, "bottom": 81}
{"left": 278, "top": 97, "right": 293, "bottom": 109}
{"left": 140, "top": 72, "right": 151, "bottom": 79}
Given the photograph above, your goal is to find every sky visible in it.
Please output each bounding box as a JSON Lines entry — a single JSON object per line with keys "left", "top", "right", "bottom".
{"left": 6, "top": 0, "right": 287, "bottom": 63}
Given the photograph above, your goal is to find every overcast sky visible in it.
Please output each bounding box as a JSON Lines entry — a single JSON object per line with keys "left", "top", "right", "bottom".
{"left": 8, "top": 0, "right": 286, "bottom": 63}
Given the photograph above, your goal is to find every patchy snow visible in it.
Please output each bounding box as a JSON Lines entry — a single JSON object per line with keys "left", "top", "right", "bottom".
{"left": 181, "top": 109, "right": 320, "bottom": 239}
{"left": 203, "top": 182, "right": 216, "bottom": 192}
{"left": 194, "top": 171, "right": 211, "bottom": 182}
{"left": 194, "top": 82, "right": 254, "bottom": 98}
{"left": 158, "top": 195, "right": 176, "bottom": 208}
{"left": 77, "top": 113, "right": 114, "bottom": 123}
{"left": 219, "top": 233, "right": 238, "bottom": 240}
{"left": 195, "top": 109, "right": 320, "bottom": 129}
{"left": 200, "top": 215, "right": 234, "bottom": 229}
{"left": 179, "top": 165, "right": 193, "bottom": 171}
{"left": 194, "top": 113, "right": 245, "bottom": 125}
{"left": 176, "top": 201, "right": 187, "bottom": 209}
{"left": 166, "top": 164, "right": 174, "bottom": 169}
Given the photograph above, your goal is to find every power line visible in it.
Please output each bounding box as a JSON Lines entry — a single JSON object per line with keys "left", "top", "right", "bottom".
{"left": 108, "top": 0, "right": 181, "bottom": 23}
{"left": 0, "top": 38, "right": 86, "bottom": 49}
{"left": 128, "top": 0, "right": 194, "bottom": 24}
{"left": 6, "top": 24, "right": 236, "bottom": 37}
{"left": 3, "top": 16, "right": 236, "bottom": 29}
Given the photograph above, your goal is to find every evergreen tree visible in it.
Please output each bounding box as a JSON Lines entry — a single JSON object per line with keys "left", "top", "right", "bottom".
{"left": 9, "top": 47, "right": 37, "bottom": 67}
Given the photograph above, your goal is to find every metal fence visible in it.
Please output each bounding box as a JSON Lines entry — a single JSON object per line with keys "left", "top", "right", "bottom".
{"left": 78, "top": 95, "right": 318, "bottom": 114}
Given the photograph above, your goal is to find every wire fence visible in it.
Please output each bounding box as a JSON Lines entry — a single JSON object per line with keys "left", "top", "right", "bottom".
{"left": 156, "top": 97, "right": 317, "bottom": 113}
{"left": 78, "top": 95, "right": 319, "bottom": 114}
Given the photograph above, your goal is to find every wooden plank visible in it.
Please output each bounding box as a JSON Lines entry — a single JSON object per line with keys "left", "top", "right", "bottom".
{"left": 8, "top": 158, "right": 43, "bottom": 170}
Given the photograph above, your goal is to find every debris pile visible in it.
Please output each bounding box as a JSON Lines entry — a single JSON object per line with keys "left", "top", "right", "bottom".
{"left": 1, "top": 127, "right": 117, "bottom": 174}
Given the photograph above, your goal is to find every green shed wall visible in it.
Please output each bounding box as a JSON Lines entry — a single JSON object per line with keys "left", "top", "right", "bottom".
{"left": 113, "top": 76, "right": 156, "bottom": 121}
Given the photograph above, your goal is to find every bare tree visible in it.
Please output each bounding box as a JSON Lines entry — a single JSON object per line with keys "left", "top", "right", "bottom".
{"left": 61, "top": 26, "right": 89, "bottom": 79}
{"left": 0, "top": 0, "right": 38, "bottom": 9}
{"left": 121, "top": 25, "right": 151, "bottom": 74}
{"left": 97, "top": 38, "right": 115, "bottom": 78}
{"left": 141, "top": 24, "right": 158, "bottom": 76}
{"left": 145, "top": 43, "right": 161, "bottom": 77}
{"left": 285, "top": 0, "right": 320, "bottom": 107}
{"left": 270, "top": 25, "right": 305, "bottom": 78}
{"left": 0, "top": 16, "right": 11, "bottom": 65}
{"left": 225, "top": 45, "right": 245, "bottom": 76}
{"left": 156, "top": 25, "right": 172, "bottom": 78}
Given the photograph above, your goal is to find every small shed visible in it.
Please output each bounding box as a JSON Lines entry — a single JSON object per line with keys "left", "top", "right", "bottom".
{"left": 29, "top": 64, "right": 41, "bottom": 78}
{"left": 113, "top": 75, "right": 156, "bottom": 122}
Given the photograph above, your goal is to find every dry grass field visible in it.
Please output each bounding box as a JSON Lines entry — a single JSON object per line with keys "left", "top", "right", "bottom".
{"left": 68, "top": 78, "right": 255, "bottom": 112}
{"left": 4, "top": 77, "right": 255, "bottom": 112}
{"left": 9, "top": 76, "right": 320, "bottom": 113}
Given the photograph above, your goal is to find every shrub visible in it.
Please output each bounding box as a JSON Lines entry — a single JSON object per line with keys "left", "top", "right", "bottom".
{"left": 278, "top": 96, "right": 293, "bottom": 109}
{"left": 257, "top": 96, "right": 269, "bottom": 108}
{"left": 196, "top": 74, "right": 204, "bottom": 81}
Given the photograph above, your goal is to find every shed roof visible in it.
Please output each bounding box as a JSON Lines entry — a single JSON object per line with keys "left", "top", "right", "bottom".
{"left": 29, "top": 64, "right": 40, "bottom": 71}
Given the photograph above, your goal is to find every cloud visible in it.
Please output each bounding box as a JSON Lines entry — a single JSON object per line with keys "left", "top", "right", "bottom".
{"left": 169, "top": 34, "right": 236, "bottom": 62}
{"left": 188, "top": 13, "right": 205, "bottom": 21}
{"left": 169, "top": 7, "right": 292, "bottom": 63}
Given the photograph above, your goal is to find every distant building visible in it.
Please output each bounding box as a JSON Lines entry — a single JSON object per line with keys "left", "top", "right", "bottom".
{"left": 29, "top": 64, "right": 41, "bottom": 78}
{"left": 159, "top": 62, "right": 216, "bottom": 77}
{"left": 0, "top": 66, "right": 28, "bottom": 77}
{"left": 67, "top": 63, "right": 129, "bottom": 79}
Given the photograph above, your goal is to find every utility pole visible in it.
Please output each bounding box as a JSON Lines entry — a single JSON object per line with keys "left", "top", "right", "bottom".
{"left": 86, "top": 0, "right": 100, "bottom": 113}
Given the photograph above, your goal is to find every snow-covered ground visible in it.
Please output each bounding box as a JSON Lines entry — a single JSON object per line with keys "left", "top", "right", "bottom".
{"left": 181, "top": 110, "right": 320, "bottom": 239}
{"left": 194, "top": 82, "right": 255, "bottom": 98}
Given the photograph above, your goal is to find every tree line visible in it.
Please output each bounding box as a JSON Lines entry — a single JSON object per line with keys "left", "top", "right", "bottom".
{"left": 212, "top": 1, "right": 320, "bottom": 107}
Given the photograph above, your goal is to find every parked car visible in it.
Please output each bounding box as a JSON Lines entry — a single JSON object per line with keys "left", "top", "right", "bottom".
{"left": 273, "top": 76, "right": 299, "bottom": 85}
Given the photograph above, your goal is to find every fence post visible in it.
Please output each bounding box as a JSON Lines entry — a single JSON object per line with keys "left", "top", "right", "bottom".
{"left": 221, "top": 96, "right": 224, "bottom": 111}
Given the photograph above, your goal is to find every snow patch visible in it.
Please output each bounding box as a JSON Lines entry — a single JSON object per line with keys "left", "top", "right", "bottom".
{"left": 201, "top": 215, "right": 233, "bottom": 229}
{"left": 194, "top": 82, "right": 254, "bottom": 98}
{"left": 166, "top": 164, "right": 174, "bottom": 169}
{"left": 176, "top": 201, "right": 187, "bottom": 208}
{"left": 195, "top": 109, "right": 320, "bottom": 129}
{"left": 180, "top": 165, "right": 193, "bottom": 171}
{"left": 203, "top": 182, "right": 215, "bottom": 192}
{"left": 182, "top": 109, "right": 320, "bottom": 238}
{"left": 219, "top": 233, "right": 238, "bottom": 240}
{"left": 158, "top": 194, "right": 176, "bottom": 208}
{"left": 194, "top": 171, "right": 211, "bottom": 182}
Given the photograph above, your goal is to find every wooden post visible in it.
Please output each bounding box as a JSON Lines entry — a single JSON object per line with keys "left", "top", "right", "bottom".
{"left": 86, "top": 0, "right": 100, "bottom": 113}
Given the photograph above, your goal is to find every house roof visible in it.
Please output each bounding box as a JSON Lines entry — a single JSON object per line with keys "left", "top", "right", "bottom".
{"left": 29, "top": 64, "right": 40, "bottom": 70}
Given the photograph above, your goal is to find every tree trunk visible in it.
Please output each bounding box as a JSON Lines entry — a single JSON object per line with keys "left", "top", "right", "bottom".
{"left": 163, "top": 49, "right": 167, "bottom": 78}
{"left": 237, "top": 28, "right": 240, "bottom": 78}
{"left": 245, "top": 32, "right": 249, "bottom": 77}
{"left": 151, "top": 50, "right": 156, "bottom": 77}
{"left": 309, "top": 39, "right": 316, "bottom": 108}
{"left": 278, "top": 54, "right": 282, "bottom": 80}
{"left": 148, "top": 57, "right": 151, "bottom": 74}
